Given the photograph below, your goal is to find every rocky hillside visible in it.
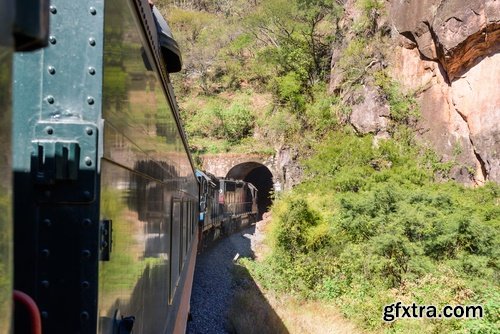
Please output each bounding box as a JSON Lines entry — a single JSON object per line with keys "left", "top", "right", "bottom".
{"left": 160, "top": 3, "right": 499, "bottom": 331}
{"left": 159, "top": 0, "right": 498, "bottom": 187}
{"left": 337, "top": 0, "right": 499, "bottom": 184}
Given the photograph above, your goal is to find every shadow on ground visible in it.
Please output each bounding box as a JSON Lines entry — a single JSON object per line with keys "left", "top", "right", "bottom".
{"left": 225, "top": 226, "right": 288, "bottom": 334}
{"left": 188, "top": 224, "right": 288, "bottom": 334}
{"left": 227, "top": 263, "right": 289, "bottom": 334}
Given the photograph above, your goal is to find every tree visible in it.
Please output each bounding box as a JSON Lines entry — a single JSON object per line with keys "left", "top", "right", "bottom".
{"left": 246, "top": 0, "right": 341, "bottom": 87}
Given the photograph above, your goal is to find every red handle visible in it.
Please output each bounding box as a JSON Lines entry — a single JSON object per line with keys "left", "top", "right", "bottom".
{"left": 13, "top": 290, "right": 42, "bottom": 334}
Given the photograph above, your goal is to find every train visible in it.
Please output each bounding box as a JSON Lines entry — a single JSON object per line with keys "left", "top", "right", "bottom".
{"left": 0, "top": 1, "right": 261, "bottom": 333}
{"left": 196, "top": 170, "right": 258, "bottom": 248}
{"left": 4, "top": 0, "right": 199, "bottom": 333}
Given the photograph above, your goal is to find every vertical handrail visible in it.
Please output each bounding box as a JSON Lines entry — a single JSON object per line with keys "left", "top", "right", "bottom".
{"left": 13, "top": 290, "right": 42, "bottom": 334}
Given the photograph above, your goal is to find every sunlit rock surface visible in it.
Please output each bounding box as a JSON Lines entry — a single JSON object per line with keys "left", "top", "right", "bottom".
{"left": 389, "top": 0, "right": 500, "bottom": 183}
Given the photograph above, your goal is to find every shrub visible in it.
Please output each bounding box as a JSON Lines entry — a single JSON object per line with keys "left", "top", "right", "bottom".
{"left": 275, "top": 199, "right": 321, "bottom": 256}
{"left": 249, "top": 130, "right": 499, "bottom": 333}
{"left": 220, "top": 102, "right": 255, "bottom": 142}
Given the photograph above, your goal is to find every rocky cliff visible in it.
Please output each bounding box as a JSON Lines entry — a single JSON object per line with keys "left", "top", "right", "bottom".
{"left": 390, "top": 0, "right": 499, "bottom": 184}
{"left": 331, "top": 0, "right": 499, "bottom": 184}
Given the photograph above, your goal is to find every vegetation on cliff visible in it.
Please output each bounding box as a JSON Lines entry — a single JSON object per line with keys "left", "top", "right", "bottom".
{"left": 244, "top": 132, "right": 499, "bottom": 332}
{"left": 159, "top": 0, "right": 348, "bottom": 154}
{"left": 158, "top": 0, "right": 499, "bottom": 332}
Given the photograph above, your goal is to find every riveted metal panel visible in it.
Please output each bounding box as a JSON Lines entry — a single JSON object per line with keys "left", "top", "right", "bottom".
{"left": 40, "top": 1, "right": 103, "bottom": 123}
{"left": 13, "top": 0, "right": 104, "bottom": 172}
{"left": 12, "top": 1, "right": 104, "bottom": 333}
{"left": 31, "top": 122, "right": 99, "bottom": 203}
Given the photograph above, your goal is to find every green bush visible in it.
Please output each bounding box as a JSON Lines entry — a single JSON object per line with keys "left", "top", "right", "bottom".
{"left": 246, "top": 130, "right": 499, "bottom": 333}
{"left": 303, "top": 84, "right": 340, "bottom": 134}
{"left": 185, "top": 96, "right": 254, "bottom": 143}
{"left": 275, "top": 199, "right": 321, "bottom": 256}
{"left": 275, "top": 72, "right": 305, "bottom": 111}
{"left": 220, "top": 102, "right": 255, "bottom": 142}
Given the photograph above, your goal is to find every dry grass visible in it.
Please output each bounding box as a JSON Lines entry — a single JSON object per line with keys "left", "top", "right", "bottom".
{"left": 227, "top": 216, "right": 363, "bottom": 334}
{"left": 252, "top": 213, "right": 273, "bottom": 261}
{"left": 227, "top": 278, "right": 288, "bottom": 334}
{"left": 264, "top": 292, "right": 363, "bottom": 334}
{"left": 227, "top": 263, "right": 363, "bottom": 334}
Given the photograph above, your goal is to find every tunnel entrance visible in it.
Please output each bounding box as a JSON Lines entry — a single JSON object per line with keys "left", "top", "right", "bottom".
{"left": 226, "top": 162, "right": 273, "bottom": 220}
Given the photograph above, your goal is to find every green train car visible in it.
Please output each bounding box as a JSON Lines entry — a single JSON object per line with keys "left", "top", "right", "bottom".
{"left": 11, "top": 0, "right": 199, "bottom": 333}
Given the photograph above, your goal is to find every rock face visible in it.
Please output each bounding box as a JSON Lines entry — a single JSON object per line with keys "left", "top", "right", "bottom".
{"left": 390, "top": 0, "right": 500, "bottom": 183}
{"left": 349, "top": 84, "right": 390, "bottom": 135}
{"left": 275, "top": 146, "right": 302, "bottom": 190}
{"left": 391, "top": 0, "right": 500, "bottom": 80}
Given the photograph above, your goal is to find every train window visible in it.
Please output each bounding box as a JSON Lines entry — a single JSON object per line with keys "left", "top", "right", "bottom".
{"left": 225, "top": 182, "right": 236, "bottom": 192}
{"left": 192, "top": 202, "right": 196, "bottom": 237}
{"left": 170, "top": 199, "right": 181, "bottom": 304}
{"left": 189, "top": 201, "right": 193, "bottom": 238}
{"left": 182, "top": 201, "right": 188, "bottom": 260}
{"left": 186, "top": 202, "right": 190, "bottom": 242}
{"left": 186, "top": 202, "right": 191, "bottom": 244}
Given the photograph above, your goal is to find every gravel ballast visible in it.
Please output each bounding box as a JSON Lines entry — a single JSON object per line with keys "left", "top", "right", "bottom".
{"left": 187, "top": 225, "right": 256, "bottom": 334}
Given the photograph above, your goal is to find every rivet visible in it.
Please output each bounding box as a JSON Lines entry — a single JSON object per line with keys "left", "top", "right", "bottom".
{"left": 41, "top": 280, "right": 50, "bottom": 288}
{"left": 43, "top": 219, "right": 52, "bottom": 227}
{"left": 49, "top": 36, "right": 57, "bottom": 45}
{"left": 88, "top": 67, "right": 96, "bottom": 75}
{"left": 46, "top": 96, "right": 55, "bottom": 104}
{"left": 84, "top": 157, "right": 92, "bottom": 166}
{"left": 41, "top": 311, "right": 49, "bottom": 319}
{"left": 41, "top": 249, "right": 50, "bottom": 258}
{"left": 80, "top": 311, "right": 90, "bottom": 321}
{"left": 87, "top": 97, "right": 95, "bottom": 105}
{"left": 82, "top": 218, "right": 92, "bottom": 227}
{"left": 49, "top": 6, "right": 57, "bottom": 14}
{"left": 89, "top": 7, "right": 97, "bottom": 15}
{"left": 83, "top": 191, "right": 92, "bottom": 199}
{"left": 48, "top": 66, "right": 56, "bottom": 75}
{"left": 89, "top": 38, "right": 96, "bottom": 47}
{"left": 86, "top": 127, "right": 93, "bottom": 136}
{"left": 46, "top": 127, "right": 54, "bottom": 135}
{"left": 81, "top": 250, "right": 91, "bottom": 259}
{"left": 81, "top": 281, "right": 90, "bottom": 289}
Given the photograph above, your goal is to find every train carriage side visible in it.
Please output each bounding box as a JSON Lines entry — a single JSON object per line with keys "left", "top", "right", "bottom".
{"left": 98, "top": 1, "right": 198, "bottom": 333}
{"left": 12, "top": 0, "right": 198, "bottom": 333}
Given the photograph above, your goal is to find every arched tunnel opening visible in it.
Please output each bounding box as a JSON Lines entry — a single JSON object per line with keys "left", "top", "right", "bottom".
{"left": 226, "top": 162, "right": 274, "bottom": 220}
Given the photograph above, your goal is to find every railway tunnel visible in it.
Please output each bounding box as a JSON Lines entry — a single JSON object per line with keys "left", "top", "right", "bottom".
{"left": 226, "top": 162, "right": 274, "bottom": 220}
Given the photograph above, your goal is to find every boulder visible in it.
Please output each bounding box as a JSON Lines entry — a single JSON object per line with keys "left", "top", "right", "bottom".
{"left": 349, "top": 84, "right": 390, "bottom": 135}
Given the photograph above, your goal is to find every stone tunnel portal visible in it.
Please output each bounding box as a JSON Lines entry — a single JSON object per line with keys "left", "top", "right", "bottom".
{"left": 226, "top": 162, "right": 273, "bottom": 220}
